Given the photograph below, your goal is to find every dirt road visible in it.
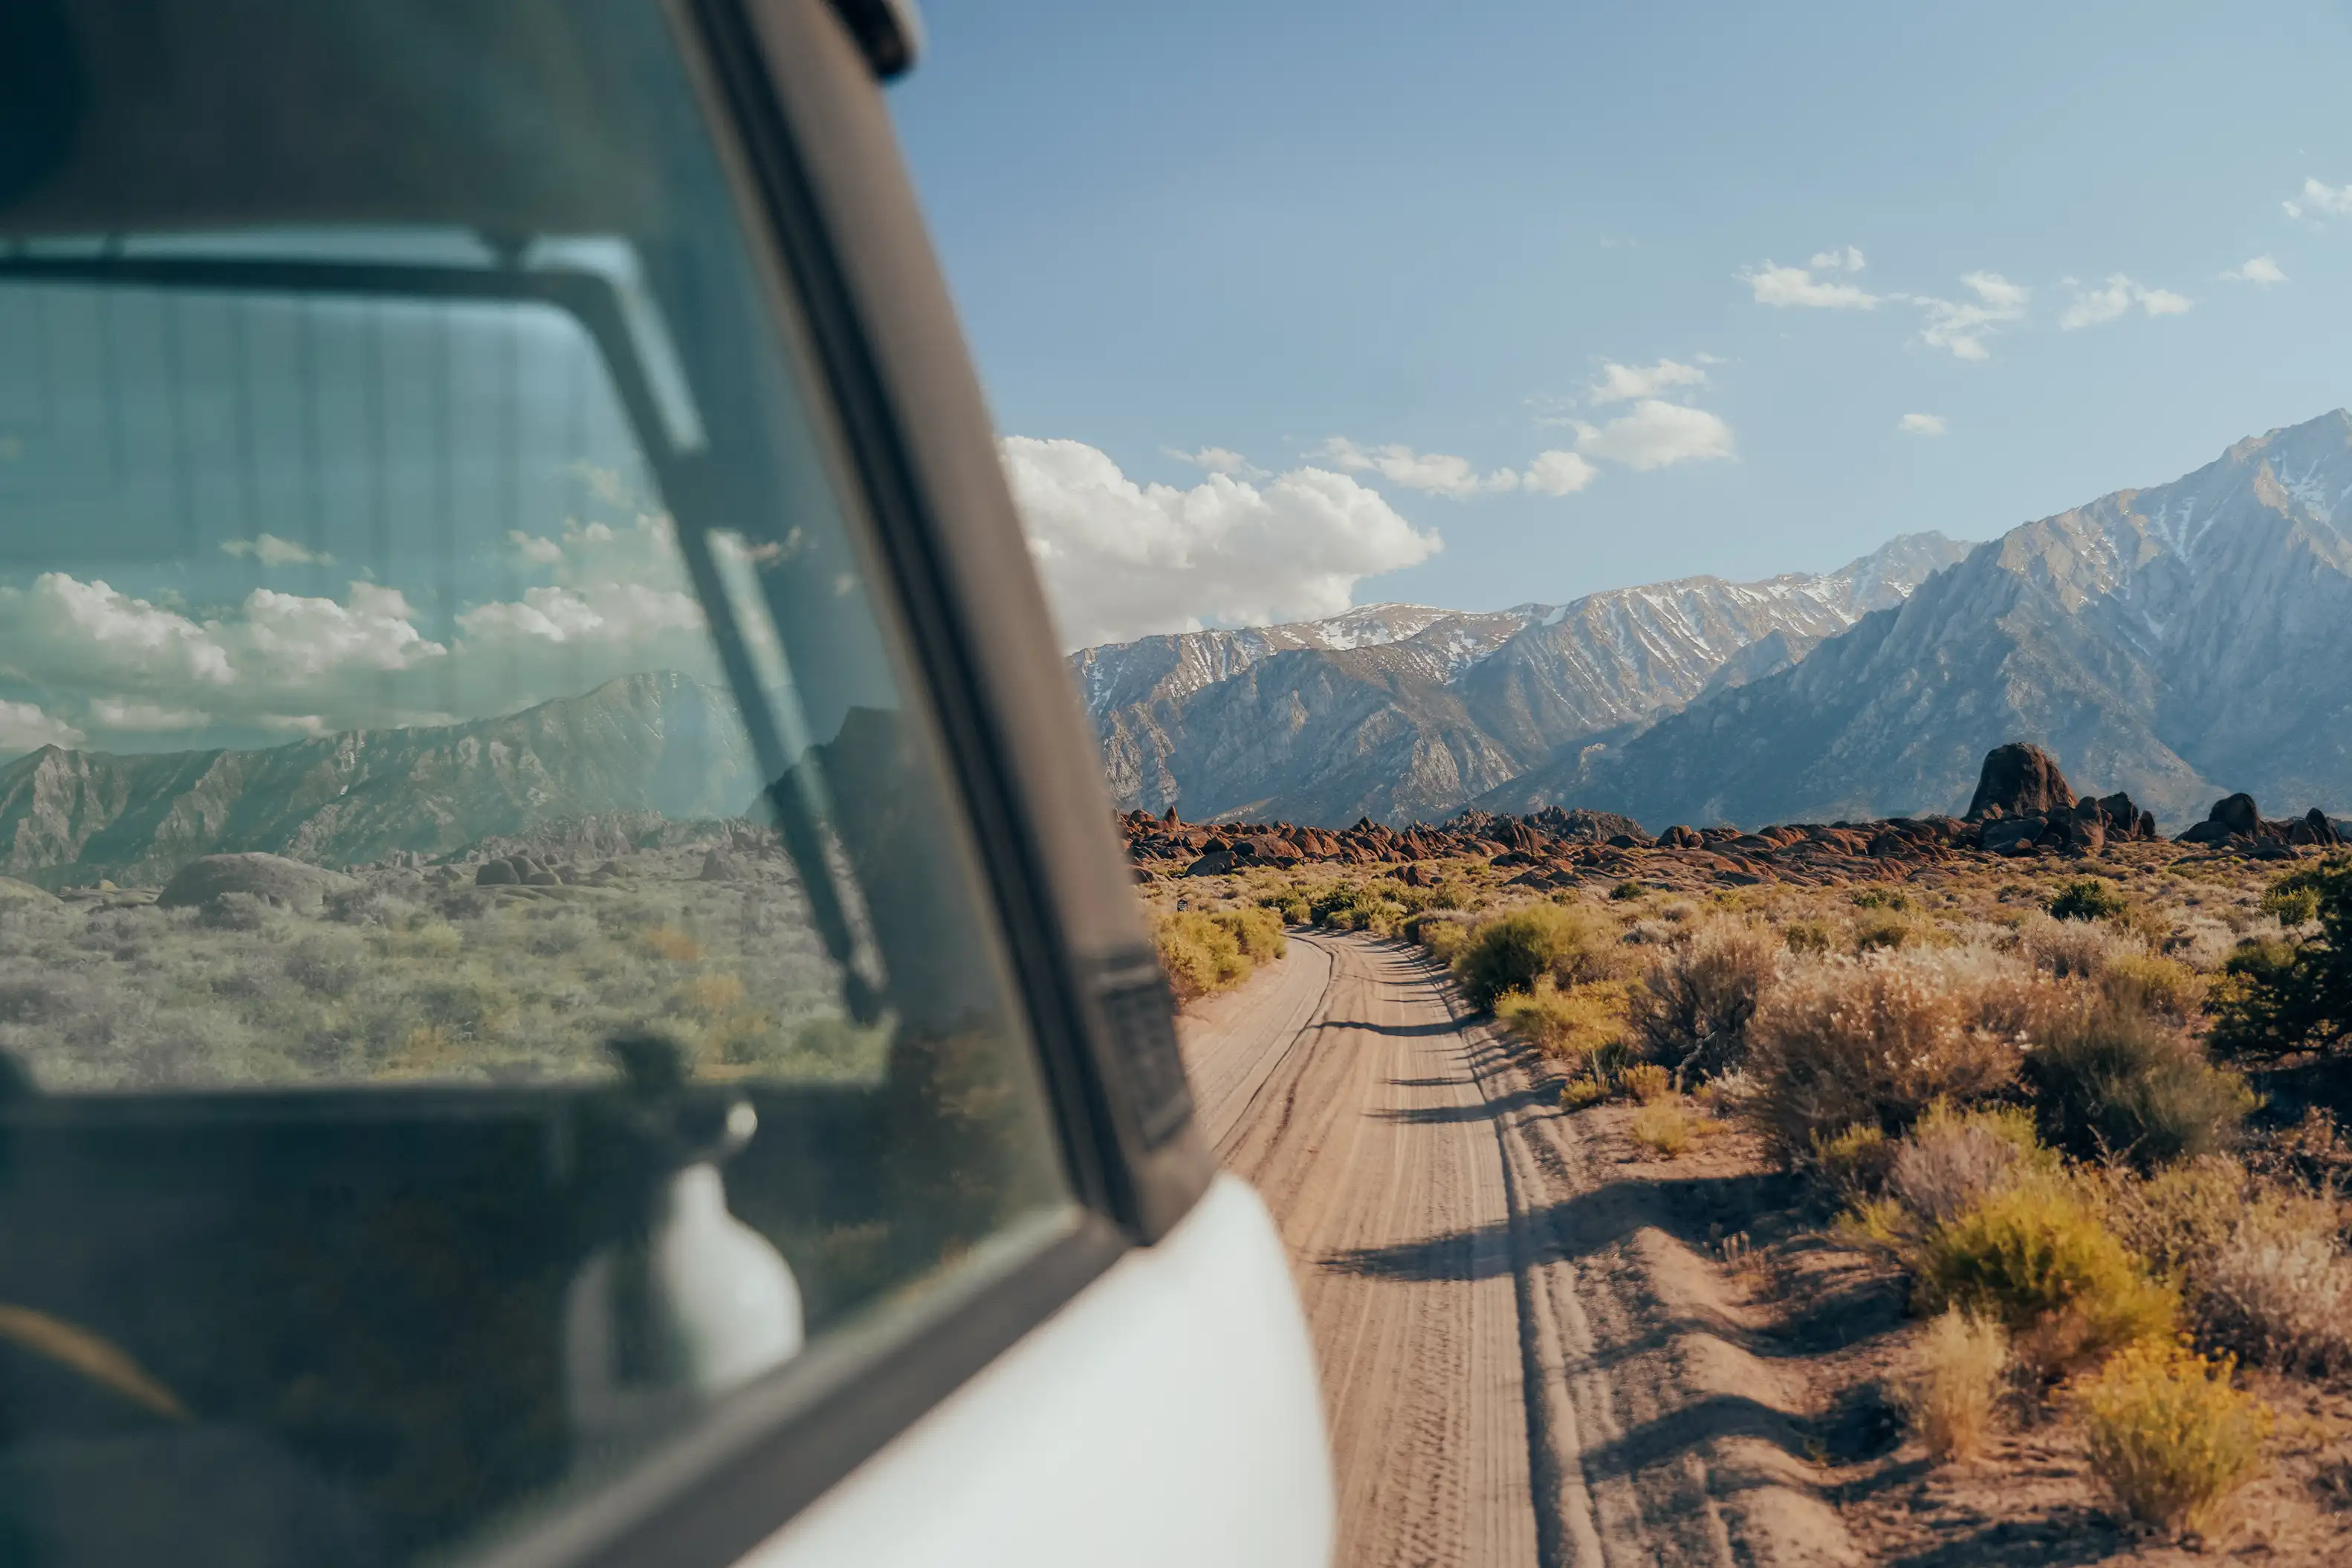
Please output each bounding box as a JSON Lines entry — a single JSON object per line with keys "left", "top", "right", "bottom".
{"left": 1178, "top": 931, "right": 1846, "bottom": 1568}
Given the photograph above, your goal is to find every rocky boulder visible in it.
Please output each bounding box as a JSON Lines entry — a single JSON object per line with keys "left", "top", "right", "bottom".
{"left": 2061, "top": 799, "right": 2106, "bottom": 855}
{"left": 1978, "top": 814, "right": 2048, "bottom": 855}
{"left": 2177, "top": 793, "right": 2262, "bottom": 845}
{"left": 158, "top": 853, "right": 357, "bottom": 911}
{"left": 1966, "top": 742, "right": 2076, "bottom": 820}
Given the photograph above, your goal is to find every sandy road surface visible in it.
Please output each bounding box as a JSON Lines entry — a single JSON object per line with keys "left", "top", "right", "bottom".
{"left": 1179, "top": 932, "right": 1841, "bottom": 1568}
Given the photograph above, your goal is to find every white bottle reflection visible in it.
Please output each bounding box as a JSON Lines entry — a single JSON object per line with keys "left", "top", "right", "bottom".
{"left": 566, "top": 1096, "right": 804, "bottom": 1443}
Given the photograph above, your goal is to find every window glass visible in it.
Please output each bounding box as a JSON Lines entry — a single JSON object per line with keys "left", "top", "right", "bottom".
{"left": 0, "top": 4, "right": 1075, "bottom": 1564}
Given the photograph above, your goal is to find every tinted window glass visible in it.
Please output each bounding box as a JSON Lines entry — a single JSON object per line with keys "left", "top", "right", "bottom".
{"left": 0, "top": 4, "right": 1074, "bottom": 1564}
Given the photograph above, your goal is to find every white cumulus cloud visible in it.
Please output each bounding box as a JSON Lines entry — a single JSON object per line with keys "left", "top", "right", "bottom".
{"left": 1897, "top": 413, "right": 1948, "bottom": 437}
{"left": 221, "top": 534, "right": 332, "bottom": 567}
{"left": 1001, "top": 437, "right": 1441, "bottom": 649}
{"left": 1590, "top": 358, "right": 1708, "bottom": 404}
{"left": 0, "top": 699, "right": 85, "bottom": 755}
{"left": 1571, "top": 401, "right": 1736, "bottom": 471}
{"left": 1521, "top": 450, "right": 1598, "bottom": 496}
{"left": 1167, "top": 445, "right": 1264, "bottom": 479}
{"left": 1312, "top": 438, "right": 1518, "bottom": 498}
{"left": 87, "top": 699, "right": 211, "bottom": 731}
{"left": 0, "top": 514, "right": 728, "bottom": 744}
{"left": 2058, "top": 274, "right": 2191, "bottom": 330}
{"left": 1902, "top": 272, "right": 2027, "bottom": 360}
{"left": 2220, "top": 256, "right": 2287, "bottom": 285}
{"left": 1740, "top": 253, "right": 1880, "bottom": 310}
{"left": 2283, "top": 177, "right": 2352, "bottom": 221}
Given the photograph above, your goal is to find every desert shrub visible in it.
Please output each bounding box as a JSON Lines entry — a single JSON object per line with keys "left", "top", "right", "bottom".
{"left": 2099, "top": 1157, "right": 2352, "bottom": 1373}
{"left": 2100, "top": 1157, "right": 2255, "bottom": 1287}
{"left": 1629, "top": 1098, "right": 1697, "bottom": 1157}
{"left": 323, "top": 883, "right": 394, "bottom": 925}
{"left": 1416, "top": 916, "right": 1474, "bottom": 965}
{"left": 1887, "top": 1102, "right": 2044, "bottom": 1228}
{"left": 1852, "top": 887, "right": 1910, "bottom": 911}
{"left": 1260, "top": 892, "right": 1311, "bottom": 925}
{"left": 1153, "top": 910, "right": 1246, "bottom": 1002}
{"left": 2196, "top": 1213, "right": 2352, "bottom": 1377}
{"left": 201, "top": 892, "right": 274, "bottom": 933}
{"left": 1495, "top": 977, "right": 1629, "bottom": 1060}
{"left": 1852, "top": 910, "right": 1913, "bottom": 952}
{"left": 1624, "top": 919, "right": 1780, "bottom": 1078}
{"left": 2016, "top": 912, "right": 2139, "bottom": 979}
{"left": 2049, "top": 878, "right": 2130, "bottom": 922}
{"left": 522, "top": 910, "right": 599, "bottom": 958}
{"left": 1609, "top": 880, "right": 1648, "bottom": 902}
{"left": 1621, "top": 1062, "right": 1674, "bottom": 1103}
{"left": 1915, "top": 1177, "right": 2176, "bottom": 1376}
{"left": 282, "top": 938, "right": 362, "bottom": 998}
{"left": 2110, "top": 901, "right": 2173, "bottom": 950}
{"left": 2096, "top": 950, "right": 2207, "bottom": 1025}
{"left": 1899, "top": 1307, "right": 2009, "bottom": 1462}
{"left": 2206, "top": 856, "right": 2352, "bottom": 1057}
{"left": 1782, "top": 918, "right": 1834, "bottom": 956}
{"left": 1311, "top": 884, "right": 1405, "bottom": 933}
{"left": 1812, "top": 1122, "right": 1895, "bottom": 1196}
{"left": 645, "top": 925, "right": 702, "bottom": 963}
{"left": 1559, "top": 1077, "right": 1607, "bottom": 1111}
{"left": 2024, "top": 1002, "right": 2252, "bottom": 1169}
{"left": 2258, "top": 878, "right": 2320, "bottom": 929}
{"left": 1742, "top": 947, "right": 2054, "bottom": 1163}
{"left": 1453, "top": 904, "right": 1626, "bottom": 1011}
{"left": 0, "top": 976, "right": 66, "bottom": 1025}
{"left": 1215, "top": 907, "right": 1287, "bottom": 962}
{"left": 2079, "top": 1339, "right": 2270, "bottom": 1537}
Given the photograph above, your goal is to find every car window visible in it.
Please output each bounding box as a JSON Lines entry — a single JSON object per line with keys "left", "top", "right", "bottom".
{"left": 0, "top": 4, "right": 1077, "bottom": 1564}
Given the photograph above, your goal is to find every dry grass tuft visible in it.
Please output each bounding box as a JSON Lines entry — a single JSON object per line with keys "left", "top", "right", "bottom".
{"left": 1621, "top": 1061, "right": 1676, "bottom": 1104}
{"left": 1630, "top": 1098, "right": 1700, "bottom": 1157}
{"left": 1898, "top": 1307, "right": 2009, "bottom": 1462}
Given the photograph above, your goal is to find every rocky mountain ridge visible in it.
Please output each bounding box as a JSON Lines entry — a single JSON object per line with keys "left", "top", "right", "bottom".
{"left": 1069, "top": 531, "right": 1973, "bottom": 826}
{"left": 0, "top": 672, "right": 757, "bottom": 888}
{"left": 1476, "top": 410, "right": 2352, "bottom": 829}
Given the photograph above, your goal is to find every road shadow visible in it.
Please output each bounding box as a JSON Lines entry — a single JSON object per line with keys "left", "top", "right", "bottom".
{"left": 1577, "top": 1392, "right": 1812, "bottom": 1483}
{"left": 1370, "top": 1083, "right": 1558, "bottom": 1125}
{"left": 1322, "top": 1174, "right": 1772, "bottom": 1280}
{"left": 1324, "top": 1017, "right": 1460, "bottom": 1038}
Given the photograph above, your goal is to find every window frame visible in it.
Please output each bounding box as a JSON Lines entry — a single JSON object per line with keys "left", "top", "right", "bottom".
{"left": 461, "top": 1, "right": 1218, "bottom": 1562}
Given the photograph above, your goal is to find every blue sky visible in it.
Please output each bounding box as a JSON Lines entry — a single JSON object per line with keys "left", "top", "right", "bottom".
{"left": 890, "top": 0, "right": 2352, "bottom": 642}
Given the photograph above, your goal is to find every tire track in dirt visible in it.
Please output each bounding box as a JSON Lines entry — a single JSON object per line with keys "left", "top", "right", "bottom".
{"left": 1179, "top": 931, "right": 1845, "bottom": 1568}
{"left": 1182, "top": 933, "right": 1552, "bottom": 1567}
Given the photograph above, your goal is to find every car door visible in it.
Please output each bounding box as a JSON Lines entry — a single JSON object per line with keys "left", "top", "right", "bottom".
{"left": 0, "top": 1, "right": 1332, "bottom": 1564}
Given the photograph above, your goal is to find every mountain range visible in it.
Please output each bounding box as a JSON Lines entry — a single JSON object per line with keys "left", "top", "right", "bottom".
{"left": 1070, "top": 409, "right": 2352, "bottom": 832}
{"left": 0, "top": 672, "right": 757, "bottom": 887}
{"left": 1489, "top": 410, "right": 2352, "bottom": 829}
{"left": 1067, "top": 532, "right": 1972, "bottom": 825}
